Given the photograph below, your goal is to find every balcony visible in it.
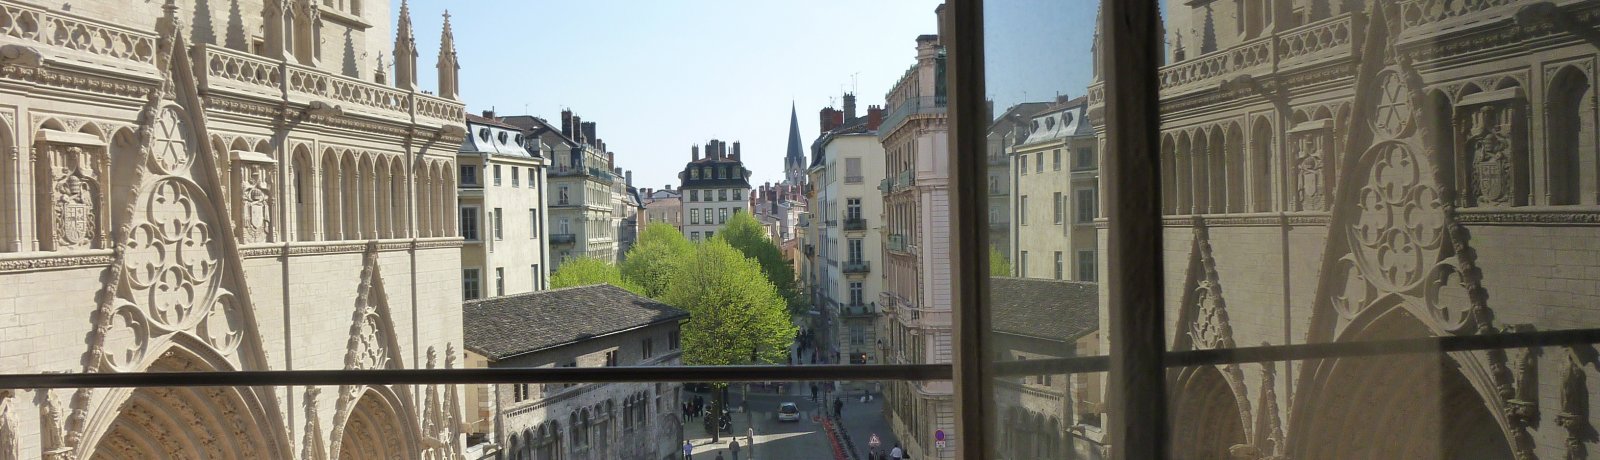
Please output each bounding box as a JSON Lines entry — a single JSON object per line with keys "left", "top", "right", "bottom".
{"left": 193, "top": 45, "right": 463, "bottom": 128}
{"left": 842, "top": 302, "right": 877, "bottom": 318}
{"left": 878, "top": 95, "right": 948, "bottom": 138}
{"left": 887, "top": 234, "right": 907, "bottom": 253}
{"left": 550, "top": 233, "right": 577, "bottom": 245}
{"left": 844, "top": 217, "right": 868, "bottom": 231}
{"left": 843, "top": 260, "right": 871, "bottom": 274}
{"left": 1155, "top": 13, "right": 1360, "bottom": 96}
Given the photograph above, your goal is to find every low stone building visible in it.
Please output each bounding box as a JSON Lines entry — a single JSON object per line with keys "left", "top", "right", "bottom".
{"left": 464, "top": 284, "right": 687, "bottom": 460}
{"left": 988, "top": 277, "right": 1102, "bottom": 460}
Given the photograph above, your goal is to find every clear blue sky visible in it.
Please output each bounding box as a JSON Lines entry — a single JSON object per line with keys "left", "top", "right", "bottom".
{"left": 400, "top": 0, "right": 1093, "bottom": 188}
{"left": 402, "top": 0, "right": 940, "bottom": 188}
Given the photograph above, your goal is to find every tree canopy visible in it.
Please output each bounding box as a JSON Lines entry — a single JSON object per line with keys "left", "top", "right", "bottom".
{"left": 620, "top": 222, "right": 694, "bottom": 298}
{"left": 661, "top": 238, "right": 797, "bottom": 366}
{"left": 549, "top": 257, "right": 644, "bottom": 294}
{"left": 715, "top": 212, "right": 803, "bottom": 313}
{"left": 989, "top": 245, "right": 1012, "bottom": 277}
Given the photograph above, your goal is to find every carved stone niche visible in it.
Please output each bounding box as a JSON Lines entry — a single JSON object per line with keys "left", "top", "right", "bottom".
{"left": 33, "top": 130, "right": 109, "bottom": 251}
{"left": 1455, "top": 88, "right": 1529, "bottom": 208}
{"left": 231, "top": 150, "right": 277, "bottom": 244}
{"left": 1288, "top": 120, "right": 1334, "bottom": 212}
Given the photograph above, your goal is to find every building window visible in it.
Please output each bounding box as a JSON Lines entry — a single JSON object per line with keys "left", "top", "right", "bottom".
{"left": 669, "top": 330, "right": 681, "bottom": 350}
{"left": 690, "top": 189, "right": 699, "bottom": 202}
{"left": 529, "top": 208, "right": 539, "bottom": 237}
{"left": 706, "top": 230, "right": 714, "bottom": 239}
{"left": 532, "top": 264, "right": 541, "bottom": 291}
{"left": 849, "top": 238, "right": 863, "bottom": 263}
{"left": 719, "top": 208, "right": 728, "bottom": 224}
{"left": 850, "top": 281, "right": 863, "bottom": 306}
{"left": 719, "top": 189, "right": 728, "bottom": 201}
{"left": 850, "top": 324, "right": 866, "bottom": 346}
{"left": 1054, "top": 251, "right": 1064, "bottom": 280}
{"left": 1020, "top": 251, "right": 1028, "bottom": 278}
{"left": 1019, "top": 154, "right": 1028, "bottom": 175}
{"left": 690, "top": 209, "right": 700, "bottom": 225}
{"left": 460, "top": 165, "right": 478, "bottom": 186}
{"left": 604, "top": 350, "right": 618, "bottom": 367}
{"left": 1075, "top": 147, "right": 1097, "bottom": 170}
{"left": 460, "top": 207, "right": 480, "bottom": 241}
{"left": 1019, "top": 195, "right": 1028, "bottom": 225}
{"left": 493, "top": 208, "right": 504, "bottom": 240}
{"left": 847, "top": 198, "right": 861, "bottom": 220}
{"left": 1053, "top": 192, "right": 1064, "bottom": 224}
{"left": 1036, "top": 152, "right": 1044, "bottom": 173}
{"left": 846, "top": 157, "right": 863, "bottom": 183}
{"left": 528, "top": 167, "right": 537, "bottom": 189}
{"left": 495, "top": 267, "right": 505, "bottom": 296}
{"left": 1052, "top": 149, "right": 1062, "bottom": 171}
{"left": 462, "top": 268, "right": 481, "bottom": 300}
{"left": 642, "top": 339, "right": 655, "bottom": 359}
{"left": 1077, "top": 250, "right": 1097, "bottom": 282}
{"left": 1076, "top": 188, "right": 1097, "bottom": 223}
{"left": 493, "top": 165, "right": 502, "bottom": 186}
{"left": 558, "top": 186, "right": 570, "bottom": 205}
{"left": 511, "top": 167, "right": 519, "bottom": 187}
{"left": 558, "top": 218, "right": 570, "bottom": 235}
{"left": 733, "top": 189, "right": 742, "bottom": 200}
{"left": 691, "top": 231, "right": 701, "bottom": 240}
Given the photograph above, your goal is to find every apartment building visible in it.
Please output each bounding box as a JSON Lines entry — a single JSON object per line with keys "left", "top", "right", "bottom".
{"left": 809, "top": 96, "right": 888, "bottom": 382}
{"left": 1010, "top": 99, "right": 1099, "bottom": 282}
{"left": 639, "top": 186, "right": 684, "bottom": 231}
{"left": 459, "top": 112, "right": 550, "bottom": 300}
{"left": 677, "top": 140, "right": 752, "bottom": 241}
{"left": 502, "top": 111, "right": 624, "bottom": 269}
{"left": 985, "top": 101, "right": 1050, "bottom": 267}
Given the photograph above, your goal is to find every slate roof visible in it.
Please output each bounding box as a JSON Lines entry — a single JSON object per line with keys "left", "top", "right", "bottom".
{"left": 989, "top": 277, "right": 1098, "bottom": 342}
{"left": 463, "top": 284, "right": 689, "bottom": 361}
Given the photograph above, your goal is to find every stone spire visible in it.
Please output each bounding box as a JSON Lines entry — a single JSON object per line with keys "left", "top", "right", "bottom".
{"left": 436, "top": 10, "right": 460, "bottom": 100}
{"left": 393, "top": 0, "right": 418, "bottom": 91}
{"left": 784, "top": 102, "right": 806, "bottom": 185}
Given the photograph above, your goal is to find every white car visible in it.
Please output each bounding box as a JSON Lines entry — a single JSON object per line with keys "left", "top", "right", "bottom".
{"left": 777, "top": 402, "right": 800, "bottom": 422}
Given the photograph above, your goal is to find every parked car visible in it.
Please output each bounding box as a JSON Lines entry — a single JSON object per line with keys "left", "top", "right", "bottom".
{"left": 777, "top": 402, "right": 800, "bottom": 422}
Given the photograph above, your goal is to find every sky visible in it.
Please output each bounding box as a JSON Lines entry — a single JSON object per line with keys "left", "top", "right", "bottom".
{"left": 401, "top": 0, "right": 1093, "bottom": 188}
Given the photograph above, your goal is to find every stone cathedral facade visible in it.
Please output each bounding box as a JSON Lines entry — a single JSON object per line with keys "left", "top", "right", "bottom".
{"left": 1085, "top": 0, "right": 1600, "bottom": 458}
{"left": 0, "top": 0, "right": 468, "bottom": 458}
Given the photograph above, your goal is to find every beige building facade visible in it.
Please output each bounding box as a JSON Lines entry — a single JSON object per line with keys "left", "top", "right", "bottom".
{"left": 458, "top": 113, "right": 550, "bottom": 300}
{"left": 639, "top": 187, "right": 683, "bottom": 231}
{"left": 1082, "top": 0, "right": 1600, "bottom": 457}
{"left": 677, "top": 140, "right": 751, "bottom": 241}
{"left": 507, "top": 111, "right": 622, "bottom": 269}
{"left": 878, "top": 20, "right": 955, "bottom": 460}
{"left": 810, "top": 108, "right": 887, "bottom": 374}
{"left": 1010, "top": 100, "right": 1099, "bottom": 282}
{"left": 0, "top": 0, "right": 469, "bottom": 458}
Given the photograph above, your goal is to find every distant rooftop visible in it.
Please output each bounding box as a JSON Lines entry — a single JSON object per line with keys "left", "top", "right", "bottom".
{"left": 989, "top": 277, "right": 1098, "bottom": 342}
{"left": 463, "top": 284, "right": 689, "bottom": 361}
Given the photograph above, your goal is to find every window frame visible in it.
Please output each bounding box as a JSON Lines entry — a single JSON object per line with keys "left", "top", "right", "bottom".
{"left": 460, "top": 206, "right": 481, "bottom": 241}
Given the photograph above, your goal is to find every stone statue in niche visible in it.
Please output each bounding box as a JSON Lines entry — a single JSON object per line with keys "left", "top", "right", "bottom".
{"left": 1466, "top": 105, "right": 1515, "bottom": 207}
{"left": 1558, "top": 346, "right": 1599, "bottom": 460}
{"left": 239, "top": 164, "right": 273, "bottom": 243}
{"left": 1294, "top": 133, "right": 1326, "bottom": 211}
{"left": 48, "top": 146, "right": 102, "bottom": 250}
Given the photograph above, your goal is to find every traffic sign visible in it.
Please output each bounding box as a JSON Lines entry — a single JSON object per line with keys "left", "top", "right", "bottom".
{"left": 869, "top": 434, "right": 881, "bottom": 448}
{"left": 934, "top": 429, "right": 945, "bottom": 441}
{"left": 935, "top": 440, "right": 947, "bottom": 449}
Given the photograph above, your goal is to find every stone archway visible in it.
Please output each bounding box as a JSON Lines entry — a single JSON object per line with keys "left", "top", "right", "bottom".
{"left": 85, "top": 352, "right": 281, "bottom": 459}
{"left": 1170, "top": 365, "right": 1247, "bottom": 459}
{"left": 1291, "top": 310, "right": 1513, "bottom": 459}
{"left": 334, "top": 389, "right": 414, "bottom": 460}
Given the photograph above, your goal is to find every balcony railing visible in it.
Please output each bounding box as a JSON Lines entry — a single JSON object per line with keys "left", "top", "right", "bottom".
{"left": 844, "top": 217, "right": 868, "bottom": 231}
{"left": 843, "top": 260, "right": 871, "bottom": 274}
{"left": 842, "top": 302, "right": 877, "bottom": 317}
{"left": 878, "top": 95, "right": 948, "bottom": 138}
{"left": 887, "top": 234, "right": 907, "bottom": 252}
{"left": 550, "top": 233, "right": 577, "bottom": 244}
{"left": 194, "top": 45, "right": 463, "bottom": 128}
{"left": 1156, "top": 13, "right": 1361, "bottom": 96}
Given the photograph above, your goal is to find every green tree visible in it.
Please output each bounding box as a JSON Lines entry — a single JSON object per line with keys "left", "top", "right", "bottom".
{"left": 620, "top": 222, "right": 693, "bottom": 298}
{"left": 715, "top": 212, "right": 802, "bottom": 313}
{"left": 661, "top": 238, "right": 797, "bottom": 441}
{"left": 549, "top": 257, "right": 644, "bottom": 294}
{"left": 989, "top": 245, "right": 1012, "bottom": 277}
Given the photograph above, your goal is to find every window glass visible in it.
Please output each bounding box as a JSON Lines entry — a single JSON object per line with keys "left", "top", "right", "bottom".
{"left": 460, "top": 207, "right": 480, "bottom": 241}
{"left": 494, "top": 164, "right": 502, "bottom": 186}
{"left": 462, "top": 268, "right": 481, "bottom": 301}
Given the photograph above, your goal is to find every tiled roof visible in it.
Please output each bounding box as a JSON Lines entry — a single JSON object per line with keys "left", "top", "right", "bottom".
{"left": 989, "top": 277, "right": 1098, "bottom": 342}
{"left": 465, "top": 113, "right": 523, "bottom": 130}
{"left": 463, "top": 285, "right": 689, "bottom": 361}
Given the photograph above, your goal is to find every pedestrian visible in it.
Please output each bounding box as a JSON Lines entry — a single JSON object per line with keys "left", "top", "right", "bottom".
{"left": 715, "top": 451, "right": 724, "bottom": 460}
{"left": 729, "top": 439, "right": 741, "bottom": 460}
{"left": 747, "top": 426, "right": 755, "bottom": 447}
{"left": 833, "top": 397, "right": 843, "bottom": 418}
{"left": 683, "top": 440, "right": 693, "bottom": 460}
{"left": 811, "top": 383, "right": 819, "bottom": 402}
{"left": 890, "top": 443, "right": 903, "bottom": 460}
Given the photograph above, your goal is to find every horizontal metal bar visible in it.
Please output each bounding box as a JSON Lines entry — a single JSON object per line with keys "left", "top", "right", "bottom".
{"left": 994, "top": 327, "right": 1600, "bottom": 377}
{"left": 0, "top": 364, "right": 953, "bottom": 389}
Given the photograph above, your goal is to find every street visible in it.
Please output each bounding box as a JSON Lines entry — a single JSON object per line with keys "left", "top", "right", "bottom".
{"left": 681, "top": 382, "right": 898, "bottom": 460}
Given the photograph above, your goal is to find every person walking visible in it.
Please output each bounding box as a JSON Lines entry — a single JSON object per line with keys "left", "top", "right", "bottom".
{"left": 810, "top": 383, "right": 819, "bottom": 402}
{"left": 729, "top": 439, "right": 741, "bottom": 460}
{"left": 683, "top": 440, "right": 693, "bottom": 460}
{"left": 833, "top": 397, "right": 844, "bottom": 418}
{"left": 715, "top": 452, "right": 724, "bottom": 460}
{"left": 890, "top": 443, "right": 904, "bottom": 460}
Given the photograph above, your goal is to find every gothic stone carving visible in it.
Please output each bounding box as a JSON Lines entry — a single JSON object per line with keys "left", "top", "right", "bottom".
{"left": 1288, "top": 120, "right": 1332, "bottom": 212}
{"left": 0, "top": 390, "right": 16, "bottom": 460}
{"left": 33, "top": 136, "right": 110, "bottom": 251}
{"left": 1457, "top": 88, "right": 1527, "bottom": 207}
{"left": 231, "top": 150, "right": 277, "bottom": 244}
{"left": 1559, "top": 346, "right": 1600, "bottom": 460}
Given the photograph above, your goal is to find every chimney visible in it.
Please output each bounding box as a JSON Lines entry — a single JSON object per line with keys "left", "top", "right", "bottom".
{"left": 843, "top": 93, "right": 857, "bottom": 122}
{"left": 626, "top": 170, "right": 633, "bottom": 186}
{"left": 867, "top": 105, "right": 884, "bottom": 130}
{"left": 570, "top": 115, "right": 583, "bottom": 143}
{"left": 692, "top": 144, "right": 701, "bottom": 161}
{"left": 561, "top": 109, "right": 574, "bottom": 137}
{"left": 664, "top": 184, "right": 672, "bottom": 191}
{"left": 607, "top": 152, "right": 615, "bottom": 170}
{"left": 581, "top": 122, "right": 597, "bottom": 147}
{"left": 482, "top": 109, "right": 495, "bottom": 118}
{"left": 708, "top": 139, "right": 721, "bottom": 160}
{"left": 819, "top": 108, "right": 837, "bottom": 132}
{"left": 732, "top": 141, "right": 741, "bottom": 160}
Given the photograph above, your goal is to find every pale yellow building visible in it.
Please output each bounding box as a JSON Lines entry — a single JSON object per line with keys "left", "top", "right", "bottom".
{"left": 0, "top": 0, "right": 468, "bottom": 458}
{"left": 810, "top": 99, "right": 887, "bottom": 377}
{"left": 457, "top": 112, "right": 550, "bottom": 299}
{"left": 1009, "top": 99, "right": 1099, "bottom": 282}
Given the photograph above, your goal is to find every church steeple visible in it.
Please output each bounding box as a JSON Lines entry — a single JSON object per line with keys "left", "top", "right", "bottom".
{"left": 436, "top": 10, "right": 460, "bottom": 100}
{"left": 785, "top": 102, "right": 806, "bottom": 186}
{"left": 393, "top": 0, "right": 418, "bottom": 91}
